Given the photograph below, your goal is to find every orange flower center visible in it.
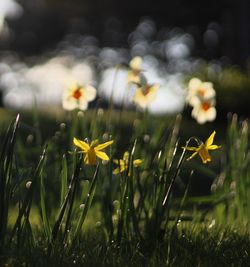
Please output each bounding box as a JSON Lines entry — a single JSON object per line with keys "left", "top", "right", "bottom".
{"left": 202, "top": 102, "right": 211, "bottom": 111}
{"left": 72, "top": 88, "right": 82, "bottom": 100}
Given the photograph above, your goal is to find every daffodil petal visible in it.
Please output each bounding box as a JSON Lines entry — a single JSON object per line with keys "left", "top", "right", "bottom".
{"left": 73, "top": 138, "right": 90, "bottom": 152}
{"left": 119, "top": 164, "right": 126, "bottom": 172}
{"left": 113, "top": 168, "right": 121, "bottom": 175}
{"left": 62, "top": 98, "right": 78, "bottom": 110}
{"left": 84, "top": 85, "right": 97, "bottom": 101}
{"left": 120, "top": 165, "right": 126, "bottom": 172}
{"left": 205, "top": 131, "right": 216, "bottom": 147}
{"left": 95, "top": 151, "right": 109, "bottom": 161}
{"left": 114, "top": 159, "right": 126, "bottom": 166}
{"left": 95, "top": 140, "right": 114, "bottom": 151}
{"left": 127, "top": 71, "right": 141, "bottom": 84}
{"left": 208, "top": 145, "right": 221, "bottom": 150}
{"left": 188, "top": 78, "right": 202, "bottom": 91}
{"left": 182, "top": 146, "right": 199, "bottom": 151}
{"left": 113, "top": 164, "right": 126, "bottom": 174}
{"left": 133, "top": 159, "right": 143, "bottom": 167}
{"left": 78, "top": 100, "right": 88, "bottom": 111}
{"left": 113, "top": 159, "right": 119, "bottom": 164}
{"left": 129, "top": 56, "right": 142, "bottom": 70}
{"left": 187, "top": 151, "right": 198, "bottom": 161}
{"left": 123, "top": 151, "right": 129, "bottom": 161}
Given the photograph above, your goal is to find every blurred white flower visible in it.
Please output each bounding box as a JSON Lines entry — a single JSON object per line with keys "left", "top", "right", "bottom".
{"left": 99, "top": 68, "right": 136, "bottom": 107}
{"left": 186, "top": 77, "right": 215, "bottom": 107}
{"left": 133, "top": 83, "right": 159, "bottom": 110}
{"left": 2, "top": 56, "right": 95, "bottom": 109}
{"left": 147, "top": 75, "right": 186, "bottom": 115}
{"left": 0, "top": 0, "right": 23, "bottom": 35}
{"left": 191, "top": 99, "right": 216, "bottom": 124}
{"left": 62, "top": 84, "right": 96, "bottom": 111}
{"left": 186, "top": 77, "right": 217, "bottom": 124}
{"left": 99, "top": 63, "right": 186, "bottom": 114}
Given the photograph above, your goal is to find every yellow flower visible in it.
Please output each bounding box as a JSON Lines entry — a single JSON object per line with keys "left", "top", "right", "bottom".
{"left": 62, "top": 84, "right": 96, "bottom": 111}
{"left": 183, "top": 131, "right": 221, "bottom": 164}
{"left": 73, "top": 138, "right": 113, "bottom": 165}
{"left": 127, "top": 56, "right": 143, "bottom": 84}
{"left": 113, "top": 151, "right": 143, "bottom": 174}
{"left": 133, "top": 83, "right": 159, "bottom": 110}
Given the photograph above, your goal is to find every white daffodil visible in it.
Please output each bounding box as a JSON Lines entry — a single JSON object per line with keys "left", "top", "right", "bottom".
{"left": 62, "top": 84, "right": 96, "bottom": 111}
{"left": 191, "top": 99, "right": 216, "bottom": 124}
{"left": 133, "top": 83, "right": 159, "bottom": 110}
{"left": 186, "top": 77, "right": 216, "bottom": 107}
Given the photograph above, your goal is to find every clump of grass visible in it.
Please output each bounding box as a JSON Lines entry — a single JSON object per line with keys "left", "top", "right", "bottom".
{"left": 211, "top": 114, "right": 250, "bottom": 226}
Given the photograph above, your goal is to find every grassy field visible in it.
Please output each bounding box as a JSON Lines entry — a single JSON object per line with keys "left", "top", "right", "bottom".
{"left": 0, "top": 107, "right": 249, "bottom": 267}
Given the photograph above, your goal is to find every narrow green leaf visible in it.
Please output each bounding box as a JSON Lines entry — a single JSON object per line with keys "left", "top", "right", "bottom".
{"left": 40, "top": 172, "right": 51, "bottom": 242}
{"left": 60, "top": 155, "right": 68, "bottom": 206}
{"left": 72, "top": 165, "right": 99, "bottom": 243}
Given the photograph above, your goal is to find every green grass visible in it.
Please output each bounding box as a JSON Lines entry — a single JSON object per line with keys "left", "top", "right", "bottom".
{"left": 1, "top": 227, "right": 250, "bottom": 266}
{"left": 0, "top": 108, "right": 249, "bottom": 266}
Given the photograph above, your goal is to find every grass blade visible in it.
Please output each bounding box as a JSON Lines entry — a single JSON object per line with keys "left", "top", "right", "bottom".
{"left": 60, "top": 155, "right": 68, "bottom": 206}
{"left": 72, "top": 164, "right": 99, "bottom": 244}
{"left": 40, "top": 172, "right": 51, "bottom": 242}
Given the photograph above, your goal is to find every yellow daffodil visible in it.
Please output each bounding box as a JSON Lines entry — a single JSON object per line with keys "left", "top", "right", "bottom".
{"left": 73, "top": 137, "right": 113, "bottom": 165}
{"left": 133, "top": 83, "right": 159, "bottom": 110}
{"left": 186, "top": 78, "right": 216, "bottom": 107}
{"left": 113, "top": 151, "right": 143, "bottom": 174}
{"left": 183, "top": 131, "right": 221, "bottom": 164}
{"left": 191, "top": 99, "right": 216, "bottom": 124}
{"left": 62, "top": 84, "right": 96, "bottom": 111}
{"left": 127, "top": 56, "right": 143, "bottom": 84}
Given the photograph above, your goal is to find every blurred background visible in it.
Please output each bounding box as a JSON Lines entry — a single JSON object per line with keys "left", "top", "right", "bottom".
{"left": 0, "top": 0, "right": 250, "bottom": 115}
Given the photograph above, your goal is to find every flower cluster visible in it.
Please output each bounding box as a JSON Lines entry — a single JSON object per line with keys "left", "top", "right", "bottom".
{"left": 61, "top": 63, "right": 219, "bottom": 119}
{"left": 186, "top": 78, "right": 216, "bottom": 124}
{"left": 73, "top": 132, "right": 220, "bottom": 169}
{"left": 73, "top": 138, "right": 143, "bottom": 172}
